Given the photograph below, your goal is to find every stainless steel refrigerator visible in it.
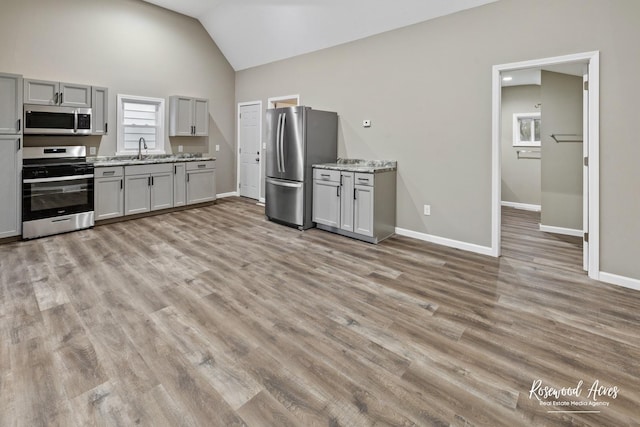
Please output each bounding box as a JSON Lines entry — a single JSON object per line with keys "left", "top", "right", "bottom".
{"left": 266, "top": 106, "right": 338, "bottom": 230}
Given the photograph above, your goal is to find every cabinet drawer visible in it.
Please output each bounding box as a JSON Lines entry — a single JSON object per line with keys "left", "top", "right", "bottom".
{"left": 186, "top": 160, "right": 215, "bottom": 171}
{"left": 355, "top": 173, "right": 374, "bottom": 186}
{"left": 95, "top": 166, "right": 123, "bottom": 178}
{"left": 125, "top": 163, "right": 173, "bottom": 176}
{"left": 313, "top": 169, "right": 340, "bottom": 182}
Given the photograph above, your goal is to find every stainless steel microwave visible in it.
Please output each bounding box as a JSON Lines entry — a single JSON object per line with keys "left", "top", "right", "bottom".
{"left": 24, "top": 104, "right": 92, "bottom": 135}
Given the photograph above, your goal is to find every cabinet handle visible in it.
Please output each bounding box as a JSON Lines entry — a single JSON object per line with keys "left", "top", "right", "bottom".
{"left": 321, "top": 174, "right": 330, "bottom": 178}
{"left": 103, "top": 171, "right": 115, "bottom": 176}
{"left": 17, "top": 119, "right": 21, "bottom": 132}
{"left": 354, "top": 188, "right": 357, "bottom": 200}
{"left": 54, "top": 92, "right": 58, "bottom": 104}
{"left": 105, "top": 123, "right": 108, "bottom": 133}
{"left": 151, "top": 176, "right": 154, "bottom": 186}
{"left": 60, "top": 92, "right": 63, "bottom": 104}
{"left": 187, "top": 173, "right": 190, "bottom": 182}
{"left": 17, "top": 138, "right": 21, "bottom": 151}
{"left": 174, "top": 165, "right": 177, "bottom": 174}
{"left": 148, "top": 176, "right": 151, "bottom": 186}
{"left": 198, "top": 164, "right": 206, "bottom": 168}
{"left": 120, "top": 179, "right": 123, "bottom": 190}
{"left": 337, "top": 185, "right": 340, "bottom": 197}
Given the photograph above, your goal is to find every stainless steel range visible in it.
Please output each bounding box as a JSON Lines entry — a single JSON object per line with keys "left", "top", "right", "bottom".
{"left": 22, "top": 146, "right": 94, "bottom": 239}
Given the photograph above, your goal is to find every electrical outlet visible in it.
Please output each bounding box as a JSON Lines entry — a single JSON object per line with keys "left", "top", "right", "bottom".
{"left": 363, "top": 119, "right": 371, "bottom": 128}
{"left": 178, "top": 145, "right": 184, "bottom": 153}
{"left": 215, "top": 145, "right": 220, "bottom": 152}
{"left": 424, "top": 204, "right": 431, "bottom": 216}
{"left": 89, "top": 146, "right": 96, "bottom": 155}
{"left": 262, "top": 142, "right": 266, "bottom": 149}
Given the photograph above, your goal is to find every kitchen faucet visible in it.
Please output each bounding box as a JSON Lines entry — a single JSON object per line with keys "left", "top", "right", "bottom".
{"left": 138, "top": 137, "right": 148, "bottom": 160}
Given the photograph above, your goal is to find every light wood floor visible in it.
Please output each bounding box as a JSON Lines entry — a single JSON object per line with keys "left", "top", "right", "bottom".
{"left": 1, "top": 199, "right": 639, "bottom": 426}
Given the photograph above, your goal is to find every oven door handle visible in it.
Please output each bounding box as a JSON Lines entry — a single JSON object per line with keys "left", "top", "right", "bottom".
{"left": 23, "top": 174, "right": 94, "bottom": 184}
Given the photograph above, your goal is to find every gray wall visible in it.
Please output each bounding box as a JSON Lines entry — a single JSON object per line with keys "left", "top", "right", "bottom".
{"left": 236, "top": 0, "right": 640, "bottom": 280}
{"left": 541, "top": 71, "right": 583, "bottom": 231}
{"left": 501, "top": 85, "right": 541, "bottom": 206}
{"left": 0, "top": 0, "right": 236, "bottom": 194}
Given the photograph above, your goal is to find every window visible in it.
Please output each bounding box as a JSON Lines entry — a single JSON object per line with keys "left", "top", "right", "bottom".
{"left": 117, "top": 94, "right": 165, "bottom": 155}
{"left": 513, "top": 112, "right": 541, "bottom": 147}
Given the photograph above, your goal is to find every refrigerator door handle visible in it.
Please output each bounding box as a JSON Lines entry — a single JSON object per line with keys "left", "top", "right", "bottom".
{"left": 280, "top": 113, "right": 286, "bottom": 173}
{"left": 275, "top": 113, "right": 283, "bottom": 173}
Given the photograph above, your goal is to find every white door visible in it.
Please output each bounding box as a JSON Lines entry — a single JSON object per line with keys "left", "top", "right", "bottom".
{"left": 239, "top": 103, "right": 261, "bottom": 199}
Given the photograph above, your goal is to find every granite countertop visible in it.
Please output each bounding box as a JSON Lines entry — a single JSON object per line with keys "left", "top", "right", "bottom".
{"left": 313, "top": 159, "right": 397, "bottom": 173}
{"left": 90, "top": 153, "right": 216, "bottom": 167}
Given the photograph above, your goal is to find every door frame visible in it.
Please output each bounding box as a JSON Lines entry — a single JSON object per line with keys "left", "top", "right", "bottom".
{"left": 491, "top": 51, "right": 600, "bottom": 280}
{"left": 237, "top": 100, "right": 263, "bottom": 201}
{"left": 267, "top": 94, "right": 300, "bottom": 110}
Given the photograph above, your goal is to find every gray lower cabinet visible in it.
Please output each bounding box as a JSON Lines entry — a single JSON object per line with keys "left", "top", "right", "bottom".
{"left": 0, "top": 135, "right": 22, "bottom": 238}
{"left": 95, "top": 166, "right": 124, "bottom": 220}
{"left": 173, "top": 163, "right": 187, "bottom": 207}
{"left": 186, "top": 160, "right": 216, "bottom": 204}
{"left": 124, "top": 163, "right": 174, "bottom": 215}
{"left": 313, "top": 168, "right": 396, "bottom": 243}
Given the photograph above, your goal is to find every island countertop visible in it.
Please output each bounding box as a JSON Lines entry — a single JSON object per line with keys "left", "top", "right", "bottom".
{"left": 313, "top": 159, "right": 397, "bottom": 173}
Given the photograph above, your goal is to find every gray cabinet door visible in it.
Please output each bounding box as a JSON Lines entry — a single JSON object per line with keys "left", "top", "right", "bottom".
{"left": 124, "top": 175, "right": 151, "bottom": 215}
{"left": 24, "top": 78, "right": 58, "bottom": 105}
{"left": 194, "top": 98, "right": 209, "bottom": 136}
{"left": 59, "top": 82, "right": 91, "bottom": 107}
{"left": 95, "top": 176, "right": 124, "bottom": 220}
{"left": 92, "top": 86, "right": 108, "bottom": 135}
{"left": 340, "top": 172, "right": 354, "bottom": 232}
{"left": 173, "top": 163, "right": 186, "bottom": 207}
{"left": 169, "top": 96, "right": 193, "bottom": 136}
{"left": 313, "top": 179, "right": 340, "bottom": 227}
{"left": 187, "top": 169, "right": 216, "bottom": 204}
{"left": 0, "top": 73, "right": 23, "bottom": 134}
{"left": 0, "top": 136, "right": 21, "bottom": 238}
{"left": 354, "top": 184, "right": 374, "bottom": 237}
{"left": 150, "top": 172, "right": 173, "bottom": 211}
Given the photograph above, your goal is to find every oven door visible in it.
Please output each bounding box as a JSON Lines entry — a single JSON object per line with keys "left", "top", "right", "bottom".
{"left": 23, "top": 174, "right": 95, "bottom": 222}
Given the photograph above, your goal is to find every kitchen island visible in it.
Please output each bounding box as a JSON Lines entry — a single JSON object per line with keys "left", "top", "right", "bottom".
{"left": 312, "top": 159, "right": 397, "bottom": 243}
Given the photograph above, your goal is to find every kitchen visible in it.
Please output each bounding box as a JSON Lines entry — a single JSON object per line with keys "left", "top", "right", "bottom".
{"left": 2, "top": 0, "right": 640, "bottom": 426}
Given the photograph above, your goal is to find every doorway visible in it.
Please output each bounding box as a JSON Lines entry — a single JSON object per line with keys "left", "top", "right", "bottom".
{"left": 237, "top": 101, "right": 262, "bottom": 200}
{"left": 492, "top": 51, "right": 600, "bottom": 280}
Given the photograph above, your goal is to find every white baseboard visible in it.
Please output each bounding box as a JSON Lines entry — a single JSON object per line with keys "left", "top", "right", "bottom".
{"left": 539, "top": 224, "right": 583, "bottom": 237}
{"left": 501, "top": 201, "right": 541, "bottom": 212}
{"left": 599, "top": 272, "right": 640, "bottom": 292}
{"left": 395, "top": 227, "right": 494, "bottom": 256}
{"left": 217, "top": 191, "right": 238, "bottom": 199}
{"left": 259, "top": 197, "right": 266, "bottom": 203}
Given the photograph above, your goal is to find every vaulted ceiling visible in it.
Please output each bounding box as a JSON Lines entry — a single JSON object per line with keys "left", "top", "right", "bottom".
{"left": 142, "top": 0, "right": 498, "bottom": 71}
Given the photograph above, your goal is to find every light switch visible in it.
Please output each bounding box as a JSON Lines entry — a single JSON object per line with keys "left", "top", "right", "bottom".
{"left": 89, "top": 146, "right": 96, "bottom": 155}
{"left": 215, "top": 145, "right": 220, "bottom": 152}
{"left": 178, "top": 145, "right": 184, "bottom": 153}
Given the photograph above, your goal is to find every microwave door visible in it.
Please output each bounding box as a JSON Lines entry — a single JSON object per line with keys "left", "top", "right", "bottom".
{"left": 25, "top": 111, "right": 75, "bottom": 134}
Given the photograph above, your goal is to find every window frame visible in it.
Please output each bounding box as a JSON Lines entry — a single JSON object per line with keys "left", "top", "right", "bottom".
{"left": 116, "top": 94, "right": 166, "bottom": 156}
{"left": 512, "top": 112, "right": 541, "bottom": 147}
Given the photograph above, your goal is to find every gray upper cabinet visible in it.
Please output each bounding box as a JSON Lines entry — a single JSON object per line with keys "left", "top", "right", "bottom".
{"left": 169, "top": 96, "right": 209, "bottom": 136}
{"left": 0, "top": 73, "right": 23, "bottom": 135}
{"left": 91, "top": 86, "right": 108, "bottom": 135}
{"left": 24, "top": 78, "right": 91, "bottom": 107}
